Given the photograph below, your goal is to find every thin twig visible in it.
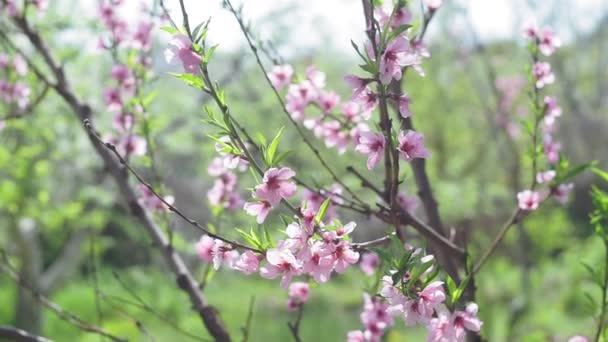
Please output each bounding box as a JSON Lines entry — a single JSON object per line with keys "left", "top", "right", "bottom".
{"left": 0, "top": 255, "right": 127, "bottom": 342}
{"left": 84, "top": 119, "right": 262, "bottom": 254}
{"left": 240, "top": 296, "right": 256, "bottom": 342}
{"left": 224, "top": 0, "right": 367, "bottom": 208}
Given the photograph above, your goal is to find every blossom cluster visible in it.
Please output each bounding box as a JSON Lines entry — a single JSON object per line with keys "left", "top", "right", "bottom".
{"left": 196, "top": 216, "right": 360, "bottom": 289}
{"left": 0, "top": 53, "right": 30, "bottom": 111}
{"left": 349, "top": 248, "right": 482, "bottom": 341}
{"left": 97, "top": 0, "right": 176, "bottom": 213}
{"left": 206, "top": 137, "right": 248, "bottom": 211}
{"left": 517, "top": 23, "right": 573, "bottom": 211}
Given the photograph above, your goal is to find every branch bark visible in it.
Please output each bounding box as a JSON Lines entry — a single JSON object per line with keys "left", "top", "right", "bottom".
{"left": 10, "top": 16, "right": 232, "bottom": 342}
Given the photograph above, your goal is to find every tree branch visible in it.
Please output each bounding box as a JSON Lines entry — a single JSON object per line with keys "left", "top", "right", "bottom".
{"left": 10, "top": 15, "right": 232, "bottom": 342}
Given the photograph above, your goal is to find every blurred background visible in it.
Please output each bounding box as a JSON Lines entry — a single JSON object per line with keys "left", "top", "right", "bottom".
{"left": 1, "top": 0, "right": 607, "bottom": 341}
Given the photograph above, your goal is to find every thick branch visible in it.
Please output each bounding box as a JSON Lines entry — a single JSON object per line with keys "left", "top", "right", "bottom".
{"left": 0, "top": 326, "right": 53, "bottom": 342}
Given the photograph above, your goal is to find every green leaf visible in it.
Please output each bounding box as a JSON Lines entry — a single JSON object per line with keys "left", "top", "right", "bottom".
{"left": 387, "top": 24, "right": 411, "bottom": 42}
{"left": 314, "top": 198, "right": 331, "bottom": 225}
{"left": 160, "top": 26, "right": 180, "bottom": 35}
{"left": 593, "top": 167, "right": 608, "bottom": 183}
{"left": 369, "top": 247, "right": 393, "bottom": 265}
{"left": 554, "top": 161, "right": 596, "bottom": 184}
{"left": 204, "top": 44, "right": 219, "bottom": 63}
{"left": 350, "top": 40, "right": 367, "bottom": 62}
{"left": 273, "top": 151, "right": 291, "bottom": 166}
{"left": 265, "top": 127, "right": 284, "bottom": 166}
{"left": 168, "top": 72, "right": 204, "bottom": 89}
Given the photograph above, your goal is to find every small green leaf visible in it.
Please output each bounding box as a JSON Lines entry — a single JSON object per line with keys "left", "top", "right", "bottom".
{"left": 265, "top": 127, "right": 285, "bottom": 166}
{"left": 369, "top": 247, "right": 393, "bottom": 265}
{"left": 554, "top": 161, "right": 596, "bottom": 184}
{"left": 160, "top": 26, "right": 180, "bottom": 34}
{"left": 169, "top": 72, "right": 204, "bottom": 89}
{"left": 315, "top": 198, "right": 331, "bottom": 225}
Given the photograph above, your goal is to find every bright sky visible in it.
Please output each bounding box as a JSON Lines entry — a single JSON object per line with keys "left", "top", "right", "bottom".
{"left": 162, "top": 0, "right": 606, "bottom": 55}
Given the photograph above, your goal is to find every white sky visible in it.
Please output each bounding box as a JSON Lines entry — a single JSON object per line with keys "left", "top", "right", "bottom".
{"left": 162, "top": 0, "right": 607, "bottom": 55}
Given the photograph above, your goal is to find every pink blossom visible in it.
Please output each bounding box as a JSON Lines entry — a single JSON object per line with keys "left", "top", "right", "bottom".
{"left": 553, "top": 183, "right": 574, "bottom": 205}
{"left": 347, "top": 330, "right": 365, "bottom": 342}
{"left": 287, "top": 81, "right": 318, "bottom": 105}
{"left": 103, "top": 87, "right": 123, "bottom": 111}
{"left": 544, "top": 136, "right": 562, "bottom": 164}
{"left": 12, "top": 83, "right": 30, "bottom": 109}
{"left": 360, "top": 252, "right": 380, "bottom": 276}
{"left": 132, "top": 21, "right": 154, "bottom": 51}
{"left": 306, "top": 65, "right": 326, "bottom": 89}
{"left": 286, "top": 97, "right": 306, "bottom": 121}
{"left": 333, "top": 241, "right": 360, "bottom": 273}
{"left": 359, "top": 293, "right": 393, "bottom": 341}
{"left": 355, "top": 131, "right": 386, "bottom": 170}
{"left": 267, "top": 64, "right": 293, "bottom": 89}
{"left": 398, "top": 130, "right": 430, "bottom": 161}
{"left": 244, "top": 200, "right": 272, "bottom": 224}
{"left": 260, "top": 248, "right": 303, "bottom": 289}
{"left": 543, "top": 96, "right": 562, "bottom": 127}
{"left": 286, "top": 298, "right": 299, "bottom": 312}
{"left": 303, "top": 117, "right": 324, "bottom": 137}
{"left": 323, "top": 221, "right": 356, "bottom": 241}
{"left": 323, "top": 120, "right": 350, "bottom": 154}
{"left": 536, "top": 170, "right": 556, "bottom": 184}
{"left": 164, "top": 34, "right": 202, "bottom": 75}
{"left": 355, "top": 87, "right": 379, "bottom": 118}
{"left": 288, "top": 282, "right": 310, "bottom": 303}
{"left": 392, "top": 7, "right": 413, "bottom": 27}
{"left": 112, "top": 112, "right": 135, "bottom": 132}
{"left": 233, "top": 250, "right": 260, "bottom": 275}
{"left": 396, "top": 93, "right": 412, "bottom": 118}
{"left": 425, "top": 0, "right": 442, "bottom": 10}
{"left": 111, "top": 64, "right": 132, "bottom": 83}
{"left": 379, "top": 36, "right": 412, "bottom": 84}
{"left": 351, "top": 122, "right": 370, "bottom": 146}
{"left": 568, "top": 336, "right": 589, "bottom": 342}
{"left": 401, "top": 281, "right": 446, "bottom": 326}
{"left": 99, "top": 4, "right": 115, "bottom": 28}
{"left": 317, "top": 91, "right": 340, "bottom": 113}
{"left": 344, "top": 74, "right": 369, "bottom": 99}
{"left": 5, "top": 0, "right": 19, "bottom": 17}
{"left": 12, "top": 55, "right": 27, "bottom": 76}
{"left": 426, "top": 311, "right": 454, "bottom": 342}
{"left": 117, "top": 135, "right": 147, "bottom": 157}
{"left": 211, "top": 241, "right": 239, "bottom": 270}
{"left": 341, "top": 101, "right": 361, "bottom": 122}
{"left": 452, "top": 303, "right": 483, "bottom": 337}
{"left": 517, "top": 190, "right": 540, "bottom": 210}
{"left": 196, "top": 235, "right": 215, "bottom": 262}
{"left": 33, "top": 0, "right": 49, "bottom": 11}
{"left": 538, "top": 27, "right": 561, "bottom": 56}
{"left": 254, "top": 167, "right": 297, "bottom": 206}
{"left": 522, "top": 21, "right": 538, "bottom": 40}
{"left": 208, "top": 172, "right": 242, "bottom": 209}
{"left": 285, "top": 222, "right": 313, "bottom": 250}
{"left": 301, "top": 241, "right": 335, "bottom": 283}
{"left": 532, "top": 62, "right": 555, "bottom": 89}
{"left": 137, "top": 184, "right": 174, "bottom": 212}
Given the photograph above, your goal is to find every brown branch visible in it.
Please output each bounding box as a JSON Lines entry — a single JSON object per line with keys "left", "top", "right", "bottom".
{"left": 10, "top": 15, "right": 232, "bottom": 342}
{"left": 84, "top": 120, "right": 261, "bottom": 254}
{"left": 0, "top": 326, "right": 53, "bottom": 342}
